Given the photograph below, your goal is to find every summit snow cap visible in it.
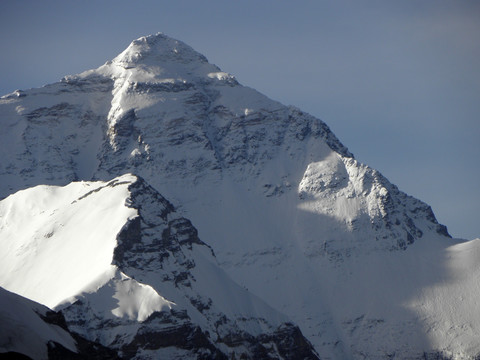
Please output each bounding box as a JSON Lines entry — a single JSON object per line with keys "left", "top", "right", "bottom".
{"left": 84, "top": 33, "right": 237, "bottom": 86}
{"left": 112, "top": 33, "right": 209, "bottom": 67}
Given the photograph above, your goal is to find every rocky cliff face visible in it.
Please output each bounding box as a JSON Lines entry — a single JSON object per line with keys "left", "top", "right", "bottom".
{"left": 1, "top": 33, "right": 478, "bottom": 359}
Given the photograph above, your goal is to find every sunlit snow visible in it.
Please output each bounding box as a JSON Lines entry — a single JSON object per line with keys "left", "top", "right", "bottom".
{"left": 0, "top": 175, "right": 137, "bottom": 308}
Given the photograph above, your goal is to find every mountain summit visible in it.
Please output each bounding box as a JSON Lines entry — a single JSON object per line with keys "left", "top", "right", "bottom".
{"left": 111, "top": 33, "right": 211, "bottom": 69}
{"left": 1, "top": 34, "right": 479, "bottom": 359}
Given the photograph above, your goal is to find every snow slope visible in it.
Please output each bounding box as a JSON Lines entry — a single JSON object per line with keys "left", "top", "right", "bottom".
{"left": 0, "top": 286, "right": 123, "bottom": 360}
{"left": 0, "top": 287, "right": 76, "bottom": 360}
{"left": 0, "top": 175, "right": 136, "bottom": 308}
{"left": 0, "top": 175, "right": 318, "bottom": 359}
{"left": 0, "top": 33, "right": 478, "bottom": 358}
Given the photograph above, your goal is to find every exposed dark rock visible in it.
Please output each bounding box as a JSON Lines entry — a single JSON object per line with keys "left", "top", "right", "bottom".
{"left": 122, "top": 323, "right": 226, "bottom": 360}
{"left": 217, "top": 323, "right": 320, "bottom": 360}
{"left": 113, "top": 176, "right": 215, "bottom": 273}
{"left": 47, "top": 338, "right": 120, "bottom": 360}
{"left": 0, "top": 352, "right": 33, "bottom": 360}
{"left": 26, "top": 103, "right": 76, "bottom": 122}
{"left": 129, "top": 81, "right": 194, "bottom": 93}
{"left": 111, "top": 109, "right": 137, "bottom": 138}
{"left": 39, "top": 309, "right": 121, "bottom": 359}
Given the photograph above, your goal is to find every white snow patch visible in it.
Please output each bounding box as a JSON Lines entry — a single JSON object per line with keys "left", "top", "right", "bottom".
{"left": 207, "top": 71, "right": 235, "bottom": 81}
{"left": 244, "top": 108, "right": 253, "bottom": 116}
{"left": 130, "top": 148, "right": 141, "bottom": 157}
{"left": 111, "top": 272, "right": 174, "bottom": 322}
{"left": 15, "top": 105, "right": 26, "bottom": 115}
{"left": 0, "top": 175, "right": 138, "bottom": 308}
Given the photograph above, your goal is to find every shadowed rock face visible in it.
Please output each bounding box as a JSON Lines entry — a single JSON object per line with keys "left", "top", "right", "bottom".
{"left": 55, "top": 175, "right": 319, "bottom": 360}
{"left": 112, "top": 177, "right": 212, "bottom": 281}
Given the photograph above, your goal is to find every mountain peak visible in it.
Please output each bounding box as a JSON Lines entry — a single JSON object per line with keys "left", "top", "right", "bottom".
{"left": 112, "top": 33, "right": 209, "bottom": 68}
{"left": 1, "top": 32, "right": 471, "bottom": 359}
{"left": 71, "top": 33, "right": 233, "bottom": 92}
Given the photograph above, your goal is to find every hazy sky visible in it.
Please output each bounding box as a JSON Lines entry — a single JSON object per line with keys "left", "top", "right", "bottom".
{"left": 1, "top": 1, "right": 478, "bottom": 239}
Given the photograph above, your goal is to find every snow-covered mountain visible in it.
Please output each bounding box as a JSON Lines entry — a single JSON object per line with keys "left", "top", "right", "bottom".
{"left": 1, "top": 33, "right": 479, "bottom": 359}
{"left": 0, "top": 174, "right": 318, "bottom": 359}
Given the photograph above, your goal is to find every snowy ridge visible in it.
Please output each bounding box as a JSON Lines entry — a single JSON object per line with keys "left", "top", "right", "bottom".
{"left": 0, "top": 175, "right": 137, "bottom": 308}
{"left": 0, "top": 175, "right": 318, "bottom": 359}
{"left": 298, "top": 153, "right": 449, "bottom": 255}
{"left": 0, "top": 33, "right": 478, "bottom": 359}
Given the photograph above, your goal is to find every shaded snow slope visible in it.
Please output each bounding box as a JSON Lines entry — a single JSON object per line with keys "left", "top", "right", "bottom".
{"left": 0, "top": 175, "right": 318, "bottom": 359}
{"left": 0, "top": 287, "right": 120, "bottom": 360}
{"left": 0, "top": 33, "right": 477, "bottom": 358}
{"left": 0, "top": 287, "right": 76, "bottom": 360}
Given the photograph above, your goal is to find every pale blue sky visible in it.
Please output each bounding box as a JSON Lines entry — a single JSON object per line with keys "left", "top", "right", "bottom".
{"left": 1, "top": 1, "right": 478, "bottom": 239}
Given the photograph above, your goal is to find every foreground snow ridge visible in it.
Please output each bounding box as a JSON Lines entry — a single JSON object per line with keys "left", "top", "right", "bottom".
{"left": 0, "top": 175, "right": 319, "bottom": 359}
{"left": 0, "top": 175, "right": 137, "bottom": 308}
{"left": 0, "top": 33, "right": 479, "bottom": 359}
